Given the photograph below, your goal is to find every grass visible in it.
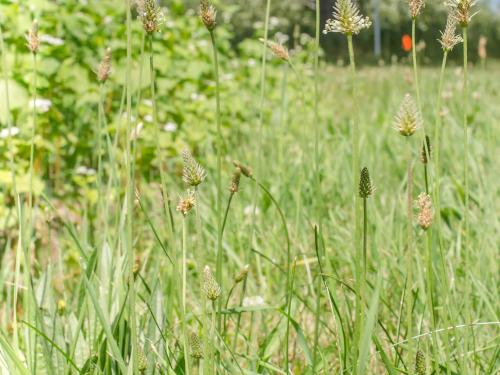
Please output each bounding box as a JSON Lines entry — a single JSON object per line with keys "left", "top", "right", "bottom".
{"left": 0, "top": 3, "right": 499, "bottom": 375}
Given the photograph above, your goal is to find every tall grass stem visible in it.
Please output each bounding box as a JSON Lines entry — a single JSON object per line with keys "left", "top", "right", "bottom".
{"left": 209, "top": 29, "right": 224, "bottom": 334}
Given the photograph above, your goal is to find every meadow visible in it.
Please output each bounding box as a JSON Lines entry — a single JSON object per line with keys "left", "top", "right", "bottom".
{"left": 0, "top": 0, "right": 499, "bottom": 374}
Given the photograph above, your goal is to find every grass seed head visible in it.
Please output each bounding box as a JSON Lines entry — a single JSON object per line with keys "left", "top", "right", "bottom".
{"left": 182, "top": 148, "right": 207, "bottom": 187}
{"left": 394, "top": 93, "right": 420, "bottom": 137}
{"left": 260, "top": 39, "right": 289, "bottom": 61}
{"left": 137, "top": 0, "right": 164, "bottom": 34}
{"left": 359, "top": 167, "right": 374, "bottom": 198}
{"left": 447, "top": 0, "right": 478, "bottom": 27}
{"left": 229, "top": 167, "right": 241, "bottom": 193}
{"left": 408, "top": 0, "right": 425, "bottom": 19}
{"left": 202, "top": 265, "right": 221, "bottom": 301}
{"left": 439, "top": 14, "right": 463, "bottom": 52}
{"left": 420, "top": 135, "right": 431, "bottom": 164}
{"left": 97, "top": 48, "right": 112, "bottom": 82}
{"left": 416, "top": 193, "right": 433, "bottom": 230}
{"left": 323, "top": 0, "right": 371, "bottom": 36}
{"left": 415, "top": 349, "right": 426, "bottom": 375}
{"left": 199, "top": 0, "right": 217, "bottom": 31}
{"left": 176, "top": 189, "right": 196, "bottom": 216}
{"left": 137, "top": 348, "right": 147, "bottom": 372}
{"left": 233, "top": 160, "right": 253, "bottom": 178}
{"left": 26, "top": 20, "right": 40, "bottom": 54}
{"left": 234, "top": 264, "right": 250, "bottom": 283}
{"left": 190, "top": 332, "right": 203, "bottom": 359}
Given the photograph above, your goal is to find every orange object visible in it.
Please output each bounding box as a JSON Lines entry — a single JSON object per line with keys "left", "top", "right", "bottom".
{"left": 402, "top": 34, "right": 412, "bottom": 52}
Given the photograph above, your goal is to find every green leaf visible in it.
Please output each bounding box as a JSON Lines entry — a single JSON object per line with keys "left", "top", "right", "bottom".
{"left": 357, "top": 275, "right": 381, "bottom": 375}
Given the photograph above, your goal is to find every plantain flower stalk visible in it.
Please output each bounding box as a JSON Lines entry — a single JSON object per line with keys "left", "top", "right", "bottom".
{"left": 136, "top": 0, "right": 164, "bottom": 33}
{"left": 176, "top": 190, "right": 196, "bottom": 216}
{"left": 394, "top": 94, "right": 420, "bottom": 137}
{"left": 137, "top": 348, "right": 147, "bottom": 372}
{"left": 234, "top": 264, "right": 250, "bottom": 283}
{"left": 409, "top": 0, "right": 425, "bottom": 19}
{"left": 358, "top": 167, "right": 374, "bottom": 199}
{"left": 260, "top": 38, "right": 289, "bottom": 62}
{"left": 202, "top": 266, "right": 221, "bottom": 301}
{"left": 229, "top": 167, "right": 241, "bottom": 194}
{"left": 323, "top": 0, "right": 371, "bottom": 35}
{"left": 447, "top": 0, "right": 478, "bottom": 27}
{"left": 199, "top": 0, "right": 217, "bottom": 31}
{"left": 190, "top": 332, "right": 203, "bottom": 359}
{"left": 26, "top": 20, "right": 40, "bottom": 54}
{"left": 182, "top": 148, "right": 207, "bottom": 187}
{"left": 359, "top": 167, "right": 373, "bottom": 282}
{"left": 416, "top": 193, "right": 433, "bottom": 230}
{"left": 323, "top": 2, "right": 371, "bottom": 364}
{"left": 97, "top": 48, "right": 112, "bottom": 83}
{"left": 439, "top": 14, "right": 463, "bottom": 52}
{"left": 420, "top": 136, "right": 431, "bottom": 164}
{"left": 451, "top": 1, "right": 477, "bottom": 362}
{"left": 233, "top": 160, "right": 253, "bottom": 179}
{"left": 179, "top": 189, "right": 196, "bottom": 373}
{"left": 415, "top": 349, "right": 426, "bottom": 375}
{"left": 420, "top": 135, "right": 431, "bottom": 192}
{"left": 200, "top": 0, "right": 223, "bottom": 336}
{"left": 396, "top": 93, "right": 418, "bottom": 366}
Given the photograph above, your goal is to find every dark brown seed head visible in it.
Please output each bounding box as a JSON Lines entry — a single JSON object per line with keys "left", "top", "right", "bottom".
{"left": 229, "top": 167, "right": 241, "bottom": 193}
{"left": 233, "top": 160, "right": 253, "bottom": 178}
{"left": 359, "top": 167, "right": 374, "bottom": 198}
{"left": 420, "top": 135, "right": 431, "bottom": 164}
{"left": 415, "top": 349, "right": 426, "bottom": 375}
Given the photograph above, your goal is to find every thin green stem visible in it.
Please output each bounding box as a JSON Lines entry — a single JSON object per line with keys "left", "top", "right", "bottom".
{"left": 250, "top": 178, "right": 291, "bottom": 369}
{"left": 363, "top": 197, "right": 367, "bottom": 280}
{"left": 285, "top": 258, "right": 297, "bottom": 371}
{"left": 28, "top": 53, "right": 37, "bottom": 231}
{"left": 124, "top": 1, "right": 137, "bottom": 372}
{"left": 433, "top": 51, "right": 447, "bottom": 270}
{"left": 347, "top": 33, "right": 362, "bottom": 371}
{"left": 181, "top": 217, "right": 191, "bottom": 374}
{"left": 412, "top": 19, "right": 428, "bottom": 148}
{"left": 231, "top": 277, "right": 247, "bottom": 353}
{"left": 221, "top": 193, "right": 234, "bottom": 237}
{"left": 423, "top": 163, "right": 428, "bottom": 194}
{"left": 27, "top": 51, "right": 38, "bottom": 374}
{"left": 462, "top": 25, "right": 474, "bottom": 373}
{"left": 149, "top": 35, "right": 172, "bottom": 232}
{"left": 312, "top": 2, "right": 321, "bottom": 368}
{"left": 425, "top": 230, "right": 439, "bottom": 374}
{"left": 96, "top": 82, "right": 105, "bottom": 248}
{"left": 313, "top": 0, "right": 321, "bottom": 233}
{"left": 247, "top": 0, "right": 271, "bottom": 292}
{"left": 211, "top": 300, "right": 217, "bottom": 375}
{"left": 209, "top": 29, "right": 224, "bottom": 335}
{"left": 432, "top": 54, "right": 455, "bottom": 372}
{"left": 405, "top": 137, "right": 414, "bottom": 364}
{"left": 432, "top": 56, "right": 454, "bottom": 373}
